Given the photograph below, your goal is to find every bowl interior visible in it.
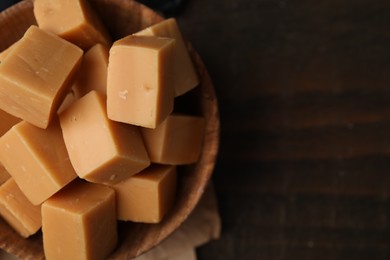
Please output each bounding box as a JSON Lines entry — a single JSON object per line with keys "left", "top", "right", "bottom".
{"left": 0, "top": 0, "right": 219, "bottom": 259}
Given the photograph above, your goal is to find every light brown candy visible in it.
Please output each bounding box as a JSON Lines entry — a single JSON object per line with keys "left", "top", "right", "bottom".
{"left": 33, "top": 0, "right": 111, "bottom": 50}
{"left": 0, "top": 178, "right": 42, "bottom": 238}
{"left": 0, "top": 120, "right": 77, "bottom": 205}
{"left": 112, "top": 164, "right": 177, "bottom": 223}
{"left": 107, "top": 35, "right": 175, "bottom": 128}
{"left": 42, "top": 180, "right": 117, "bottom": 260}
{"left": 0, "top": 26, "right": 83, "bottom": 129}
{"left": 135, "top": 18, "right": 199, "bottom": 97}
{"left": 141, "top": 114, "right": 205, "bottom": 165}
{"left": 60, "top": 91, "right": 150, "bottom": 185}
{"left": 73, "top": 43, "right": 109, "bottom": 97}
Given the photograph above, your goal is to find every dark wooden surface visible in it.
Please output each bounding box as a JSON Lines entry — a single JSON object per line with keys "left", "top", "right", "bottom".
{"left": 2, "top": 0, "right": 390, "bottom": 259}
{"left": 173, "top": 0, "right": 390, "bottom": 259}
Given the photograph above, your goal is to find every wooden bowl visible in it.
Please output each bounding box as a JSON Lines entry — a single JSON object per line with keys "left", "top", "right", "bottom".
{"left": 0, "top": 0, "right": 220, "bottom": 259}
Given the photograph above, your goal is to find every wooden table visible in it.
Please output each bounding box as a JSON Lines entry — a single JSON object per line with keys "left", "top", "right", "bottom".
{"left": 1, "top": 0, "right": 389, "bottom": 258}
{"left": 175, "top": 0, "right": 390, "bottom": 259}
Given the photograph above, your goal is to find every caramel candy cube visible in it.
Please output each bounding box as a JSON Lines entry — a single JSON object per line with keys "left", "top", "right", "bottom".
{"left": 73, "top": 43, "right": 109, "bottom": 97}
{"left": 58, "top": 44, "right": 109, "bottom": 113}
{"left": 112, "top": 164, "right": 177, "bottom": 223}
{"left": 60, "top": 91, "right": 150, "bottom": 185}
{"left": 141, "top": 114, "right": 205, "bottom": 165}
{"left": 0, "top": 178, "right": 42, "bottom": 238}
{"left": 0, "top": 26, "right": 83, "bottom": 129}
{"left": 0, "top": 120, "right": 77, "bottom": 205}
{"left": 107, "top": 35, "right": 175, "bottom": 128}
{"left": 42, "top": 180, "right": 117, "bottom": 260}
{"left": 33, "top": 0, "right": 111, "bottom": 50}
{"left": 135, "top": 18, "right": 199, "bottom": 96}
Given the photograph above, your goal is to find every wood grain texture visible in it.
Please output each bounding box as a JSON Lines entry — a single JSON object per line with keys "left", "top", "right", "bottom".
{"left": 0, "top": 0, "right": 219, "bottom": 259}
{"left": 171, "top": 0, "right": 390, "bottom": 259}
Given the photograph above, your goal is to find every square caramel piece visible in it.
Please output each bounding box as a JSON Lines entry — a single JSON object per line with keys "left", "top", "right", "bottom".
{"left": 73, "top": 43, "right": 109, "bottom": 97}
{"left": 0, "top": 178, "right": 42, "bottom": 238}
{"left": 135, "top": 18, "right": 199, "bottom": 97}
{"left": 112, "top": 164, "right": 177, "bottom": 223}
{"left": 59, "top": 91, "right": 150, "bottom": 185}
{"left": 0, "top": 120, "right": 77, "bottom": 205}
{"left": 42, "top": 180, "right": 117, "bottom": 260}
{"left": 107, "top": 35, "right": 175, "bottom": 128}
{"left": 141, "top": 114, "right": 205, "bottom": 165}
{"left": 33, "top": 0, "right": 111, "bottom": 50}
{"left": 0, "top": 25, "right": 83, "bottom": 129}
